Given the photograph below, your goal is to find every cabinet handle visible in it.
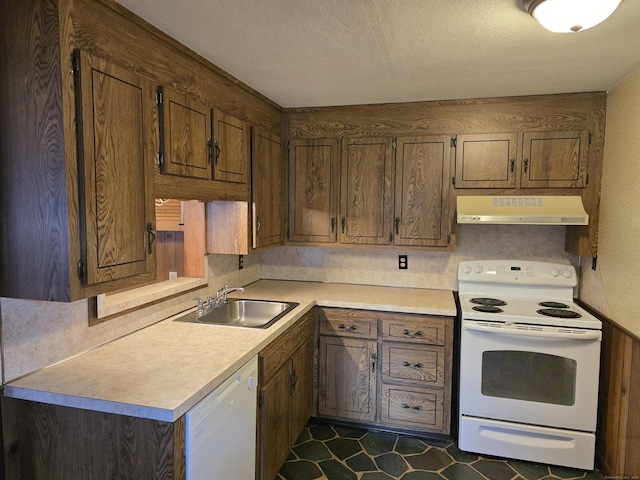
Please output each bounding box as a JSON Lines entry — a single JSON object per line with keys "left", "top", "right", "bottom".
{"left": 403, "top": 329, "right": 424, "bottom": 338}
{"left": 523, "top": 158, "right": 529, "bottom": 174}
{"left": 213, "top": 140, "right": 221, "bottom": 163}
{"left": 510, "top": 158, "right": 515, "bottom": 176}
{"left": 402, "top": 361, "right": 423, "bottom": 369}
{"left": 402, "top": 404, "right": 422, "bottom": 411}
{"left": 395, "top": 217, "right": 400, "bottom": 234}
{"left": 371, "top": 353, "right": 377, "bottom": 372}
{"left": 341, "top": 216, "right": 346, "bottom": 233}
{"left": 256, "top": 216, "right": 261, "bottom": 233}
{"left": 146, "top": 223, "right": 156, "bottom": 254}
{"left": 338, "top": 323, "right": 358, "bottom": 332}
{"left": 330, "top": 216, "right": 336, "bottom": 233}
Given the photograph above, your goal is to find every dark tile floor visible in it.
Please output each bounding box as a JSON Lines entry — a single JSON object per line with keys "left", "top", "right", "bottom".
{"left": 277, "top": 421, "right": 605, "bottom": 480}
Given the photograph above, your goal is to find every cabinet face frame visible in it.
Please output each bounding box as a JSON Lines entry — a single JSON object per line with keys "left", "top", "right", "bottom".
{"left": 288, "top": 138, "right": 340, "bottom": 243}
{"left": 394, "top": 135, "right": 452, "bottom": 247}
{"left": 340, "top": 136, "right": 394, "bottom": 245}
{"left": 75, "top": 49, "right": 156, "bottom": 287}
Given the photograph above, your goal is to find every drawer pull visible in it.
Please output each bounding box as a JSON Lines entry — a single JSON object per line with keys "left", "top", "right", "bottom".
{"left": 402, "top": 403, "right": 422, "bottom": 411}
{"left": 403, "top": 329, "right": 424, "bottom": 338}
{"left": 402, "top": 361, "right": 423, "bottom": 369}
{"left": 338, "top": 324, "right": 359, "bottom": 332}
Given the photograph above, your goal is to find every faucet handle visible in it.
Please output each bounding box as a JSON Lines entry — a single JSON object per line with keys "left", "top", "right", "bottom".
{"left": 193, "top": 297, "right": 205, "bottom": 315}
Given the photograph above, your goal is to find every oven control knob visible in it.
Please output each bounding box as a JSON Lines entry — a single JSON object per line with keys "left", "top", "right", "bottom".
{"left": 462, "top": 265, "right": 472, "bottom": 274}
{"left": 474, "top": 265, "right": 483, "bottom": 273}
{"left": 562, "top": 269, "right": 572, "bottom": 279}
{"left": 550, "top": 268, "right": 559, "bottom": 277}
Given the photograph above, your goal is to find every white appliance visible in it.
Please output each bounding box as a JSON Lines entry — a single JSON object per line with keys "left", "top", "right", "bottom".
{"left": 186, "top": 356, "right": 258, "bottom": 480}
{"left": 457, "top": 260, "right": 601, "bottom": 470}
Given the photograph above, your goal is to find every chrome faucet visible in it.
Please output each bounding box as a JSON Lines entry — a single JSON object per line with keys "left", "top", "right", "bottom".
{"left": 214, "top": 284, "right": 245, "bottom": 307}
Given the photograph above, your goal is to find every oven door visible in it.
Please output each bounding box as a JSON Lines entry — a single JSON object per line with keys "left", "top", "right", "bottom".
{"left": 459, "top": 320, "right": 601, "bottom": 431}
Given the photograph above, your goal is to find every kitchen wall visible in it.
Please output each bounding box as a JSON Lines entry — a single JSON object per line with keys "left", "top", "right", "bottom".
{"left": 580, "top": 66, "right": 640, "bottom": 337}
{"left": 263, "top": 224, "right": 571, "bottom": 291}
{"left": 0, "top": 253, "right": 261, "bottom": 383}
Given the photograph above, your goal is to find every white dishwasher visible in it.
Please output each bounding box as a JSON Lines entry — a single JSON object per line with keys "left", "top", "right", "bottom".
{"left": 185, "top": 356, "right": 258, "bottom": 480}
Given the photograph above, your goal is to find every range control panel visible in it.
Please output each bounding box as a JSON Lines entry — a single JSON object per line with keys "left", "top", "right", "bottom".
{"left": 458, "top": 260, "right": 577, "bottom": 287}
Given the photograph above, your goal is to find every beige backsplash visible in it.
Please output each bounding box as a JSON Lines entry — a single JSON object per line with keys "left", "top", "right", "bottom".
{"left": 1, "top": 224, "right": 572, "bottom": 383}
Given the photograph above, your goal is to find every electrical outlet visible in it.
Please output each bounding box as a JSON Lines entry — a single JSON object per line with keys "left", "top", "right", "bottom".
{"left": 238, "top": 255, "right": 244, "bottom": 270}
{"left": 169, "top": 271, "right": 178, "bottom": 280}
{"left": 398, "top": 255, "right": 408, "bottom": 270}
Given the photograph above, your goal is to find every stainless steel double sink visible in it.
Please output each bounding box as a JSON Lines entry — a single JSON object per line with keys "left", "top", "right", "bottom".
{"left": 175, "top": 299, "right": 299, "bottom": 329}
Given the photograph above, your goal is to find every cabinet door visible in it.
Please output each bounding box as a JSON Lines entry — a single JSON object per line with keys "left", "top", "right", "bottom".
{"left": 259, "top": 361, "right": 292, "bottom": 480}
{"left": 158, "top": 86, "right": 212, "bottom": 180}
{"left": 520, "top": 130, "right": 588, "bottom": 188}
{"left": 394, "top": 135, "right": 452, "bottom": 247}
{"left": 288, "top": 138, "right": 340, "bottom": 243}
{"left": 454, "top": 133, "right": 517, "bottom": 188}
{"left": 340, "top": 137, "right": 394, "bottom": 245}
{"left": 290, "top": 336, "right": 315, "bottom": 444}
{"left": 75, "top": 50, "right": 155, "bottom": 287}
{"left": 212, "top": 110, "right": 248, "bottom": 184}
{"left": 318, "top": 336, "right": 377, "bottom": 422}
{"left": 252, "top": 128, "right": 284, "bottom": 249}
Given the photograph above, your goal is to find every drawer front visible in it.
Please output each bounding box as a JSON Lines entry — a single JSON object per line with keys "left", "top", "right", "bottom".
{"left": 381, "top": 343, "right": 445, "bottom": 387}
{"left": 380, "top": 384, "right": 445, "bottom": 433}
{"left": 261, "top": 309, "right": 315, "bottom": 382}
{"left": 380, "top": 315, "right": 447, "bottom": 345}
{"left": 319, "top": 308, "right": 377, "bottom": 339}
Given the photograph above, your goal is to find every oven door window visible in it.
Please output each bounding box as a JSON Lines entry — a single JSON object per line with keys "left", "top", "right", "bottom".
{"left": 481, "top": 351, "right": 576, "bottom": 406}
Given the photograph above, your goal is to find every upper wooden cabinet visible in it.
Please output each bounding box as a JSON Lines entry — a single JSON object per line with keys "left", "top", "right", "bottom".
{"left": 395, "top": 135, "right": 452, "bottom": 247}
{"left": 288, "top": 138, "right": 340, "bottom": 243}
{"left": 76, "top": 50, "right": 156, "bottom": 289}
{"left": 158, "top": 86, "right": 212, "bottom": 180}
{"left": 212, "top": 111, "right": 249, "bottom": 184}
{"left": 252, "top": 128, "right": 284, "bottom": 249}
{"left": 454, "top": 130, "right": 589, "bottom": 189}
{"left": 340, "top": 137, "right": 395, "bottom": 245}
{"left": 454, "top": 133, "right": 518, "bottom": 189}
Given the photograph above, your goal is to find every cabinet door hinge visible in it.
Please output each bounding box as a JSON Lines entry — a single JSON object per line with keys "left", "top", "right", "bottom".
{"left": 447, "top": 233, "right": 451, "bottom": 244}
{"left": 588, "top": 133, "right": 592, "bottom": 144}
{"left": 71, "top": 50, "right": 80, "bottom": 76}
{"left": 287, "top": 141, "right": 290, "bottom": 152}
{"left": 77, "top": 260, "right": 84, "bottom": 280}
{"left": 157, "top": 152, "right": 164, "bottom": 167}
{"left": 452, "top": 176, "right": 456, "bottom": 186}
{"left": 450, "top": 137, "right": 457, "bottom": 148}
{"left": 392, "top": 139, "right": 397, "bottom": 149}
{"left": 586, "top": 173, "right": 589, "bottom": 185}
{"left": 258, "top": 391, "right": 264, "bottom": 408}
{"left": 156, "top": 88, "right": 163, "bottom": 105}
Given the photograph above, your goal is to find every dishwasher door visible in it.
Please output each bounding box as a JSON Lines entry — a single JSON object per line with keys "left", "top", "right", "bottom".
{"left": 185, "top": 356, "right": 258, "bottom": 480}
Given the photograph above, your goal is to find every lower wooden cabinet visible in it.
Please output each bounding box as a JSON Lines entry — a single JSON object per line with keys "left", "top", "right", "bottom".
{"left": 317, "top": 308, "right": 453, "bottom": 435}
{"left": 258, "top": 308, "right": 316, "bottom": 480}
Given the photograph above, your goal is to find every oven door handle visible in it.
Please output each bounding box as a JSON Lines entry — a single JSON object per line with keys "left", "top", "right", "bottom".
{"left": 463, "top": 323, "right": 601, "bottom": 341}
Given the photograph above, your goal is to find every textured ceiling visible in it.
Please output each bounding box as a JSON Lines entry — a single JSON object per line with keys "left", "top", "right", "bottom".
{"left": 116, "top": 0, "right": 640, "bottom": 108}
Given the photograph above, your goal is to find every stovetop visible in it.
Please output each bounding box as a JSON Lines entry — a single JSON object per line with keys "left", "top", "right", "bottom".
{"left": 458, "top": 260, "right": 602, "bottom": 330}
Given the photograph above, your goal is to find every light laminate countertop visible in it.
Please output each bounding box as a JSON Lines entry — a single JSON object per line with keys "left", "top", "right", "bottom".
{"left": 4, "top": 280, "right": 456, "bottom": 422}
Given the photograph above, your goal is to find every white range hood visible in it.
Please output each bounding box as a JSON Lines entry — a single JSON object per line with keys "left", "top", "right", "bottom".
{"left": 457, "top": 195, "right": 588, "bottom": 225}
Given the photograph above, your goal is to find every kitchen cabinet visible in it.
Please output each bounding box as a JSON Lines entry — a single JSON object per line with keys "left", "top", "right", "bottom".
{"left": 258, "top": 309, "right": 316, "bottom": 480}
{"left": 394, "top": 135, "right": 452, "bottom": 247}
{"left": 212, "top": 110, "right": 249, "bottom": 184}
{"left": 340, "top": 137, "right": 395, "bottom": 245}
{"left": 252, "top": 128, "right": 285, "bottom": 249}
{"left": 454, "top": 130, "right": 588, "bottom": 189}
{"left": 0, "top": 3, "right": 157, "bottom": 302}
{"left": 158, "top": 86, "right": 212, "bottom": 180}
{"left": 288, "top": 138, "right": 341, "bottom": 243}
{"left": 317, "top": 308, "right": 453, "bottom": 435}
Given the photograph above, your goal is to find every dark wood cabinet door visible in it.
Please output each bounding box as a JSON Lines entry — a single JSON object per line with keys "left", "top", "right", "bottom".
{"left": 318, "top": 336, "right": 377, "bottom": 422}
{"left": 394, "top": 135, "right": 452, "bottom": 247}
{"left": 454, "top": 133, "right": 517, "bottom": 188}
{"left": 340, "top": 137, "right": 394, "bottom": 245}
{"left": 520, "top": 130, "right": 588, "bottom": 188}
{"left": 290, "top": 335, "right": 315, "bottom": 445}
{"left": 75, "top": 50, "right": 155, "bottom": 287}
{"left": 213, "top": 110, "right": 248, "bottom": 184}
{"left": 259, "top": 362, "right": 292, "bottom": 480}
{"left": 252, "top": 128, "right": 284, "bottom": 249}
{"left": 288, "top": 138, "right": 340, "bottom": 243}
{"left": 159, "top": 86, "right": 212, "bottom": 180}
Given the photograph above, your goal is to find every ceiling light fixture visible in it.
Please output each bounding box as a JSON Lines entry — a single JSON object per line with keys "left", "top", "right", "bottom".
{"left": 524, "top": 0, "right": 623, "bottom": 33}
